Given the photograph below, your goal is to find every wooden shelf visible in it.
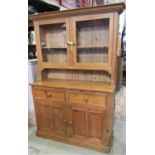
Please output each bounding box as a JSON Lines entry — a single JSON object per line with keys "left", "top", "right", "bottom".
{"left": 77, "top": 45, "right": 108, "bottom": 49}
{"left": 40, "top": 62, "right": 111, "bottom": 73}
{"left": 31, "top": 79, "right": 114, "bottom": 93}
{"left": 42, "top": 47, "right": 67, "bottom": 50}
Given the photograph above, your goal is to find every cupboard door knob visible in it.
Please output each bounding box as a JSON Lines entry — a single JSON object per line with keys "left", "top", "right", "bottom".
{"left": 84, "top": 97, "right": 88, "bottom": 102}
{"left": 69, "top": 121, "right": 72, "bottom": 125}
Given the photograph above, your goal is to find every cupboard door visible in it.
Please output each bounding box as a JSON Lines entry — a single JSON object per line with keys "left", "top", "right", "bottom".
{"left": 87, "top": 107, "right": 107, "bottom": 145}
{"left": 69, "top": 104, "right": 88, "bottom": 140}
{"left": 71, "top": 13, "right": 113, "bottom": 68}
{"left": 50, "top": 101, "right": 67, "bottom": 137}
{"left": 36, "top": 18, "right": 70, "bottom": 66}
{"left": 69, "top": 103, "right": 107, "bottom": 145}
{"left": 35, "top": 101, "right": 51, "bottom": 132}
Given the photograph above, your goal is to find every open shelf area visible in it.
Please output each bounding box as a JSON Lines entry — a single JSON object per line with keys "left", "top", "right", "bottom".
{"left": 42, "top": 69, "right": 111, "bottom": 82}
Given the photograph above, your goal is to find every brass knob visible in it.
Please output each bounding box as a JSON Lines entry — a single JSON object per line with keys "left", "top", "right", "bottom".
{"left": 67, "top": 41, "right": 76, "bottom": 46}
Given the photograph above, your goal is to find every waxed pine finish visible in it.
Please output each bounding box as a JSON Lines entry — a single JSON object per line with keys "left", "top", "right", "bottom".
{"left": 29, "top": 2, "right": 125, "bottom": 152}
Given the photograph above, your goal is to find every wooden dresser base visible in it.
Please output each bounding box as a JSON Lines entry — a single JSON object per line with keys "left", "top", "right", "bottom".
{"left": 32, "top": 82, "right": 115, "bottom": 152}
{"left": 36, "top": 130, "right": 113, "bottom": 152}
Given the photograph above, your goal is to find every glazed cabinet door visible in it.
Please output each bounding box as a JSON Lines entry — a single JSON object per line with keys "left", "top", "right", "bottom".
{"left": 70, "top": 13, "right": 114, "bottom": 70}
{"left": 34, "top": 18, "right": 70, "bottom": 68}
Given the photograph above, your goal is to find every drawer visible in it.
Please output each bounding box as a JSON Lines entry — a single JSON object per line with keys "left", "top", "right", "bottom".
{"left": 68, "top": 91, "right": 106, "bottom": 105}
{"left": 33, "top": 88, "right": 66, "bottom": 101}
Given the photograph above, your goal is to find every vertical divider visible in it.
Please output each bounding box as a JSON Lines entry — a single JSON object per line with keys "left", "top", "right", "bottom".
{"left": 69, "top": 17, "right": 77, "bottom": 66}
{"left": 34, "top": 21, "right": 43, "bottom": 80}
{"left": 66, "top": 18, "right": 70, "bottom": 66}
{"left": 111, "top": 13, "right": 119, "bottom": 85}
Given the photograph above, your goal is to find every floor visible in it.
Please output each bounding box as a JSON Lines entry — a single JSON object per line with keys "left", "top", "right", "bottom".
{"left": 28, "top": 86, "right": 126, "bottom": 155}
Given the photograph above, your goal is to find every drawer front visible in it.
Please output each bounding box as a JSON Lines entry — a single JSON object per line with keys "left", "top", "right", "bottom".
{"left": 33, "top": 88, "right": 66, "bottom": 101}
{"left": 68, "top": 91, "right": 106, "bottom": 106}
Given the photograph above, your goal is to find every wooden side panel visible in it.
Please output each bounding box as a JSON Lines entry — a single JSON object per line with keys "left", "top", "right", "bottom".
{"left": 104, "top": 93, "right": 115, "bottom": 146}
{"left": 111, "top": 13, "right": 119, "bottom": 85}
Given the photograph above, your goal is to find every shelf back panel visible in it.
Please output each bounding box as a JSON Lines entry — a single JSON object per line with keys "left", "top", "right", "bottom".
{"left": 76, "top": 18, "right": 109, "bottom": 64}
{"left": 76, "top": 18, "right": 109, "bottom": 47}
{"left": 42, "top": 69, "right": 111, "bottom": 82}
{"left": 40, "top": 23, "right": 67, "bottom": 48}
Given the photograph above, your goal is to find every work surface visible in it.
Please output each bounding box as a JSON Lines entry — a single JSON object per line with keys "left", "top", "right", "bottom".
{"left": 31, "top": 79, "right": 115, "bottom": 93}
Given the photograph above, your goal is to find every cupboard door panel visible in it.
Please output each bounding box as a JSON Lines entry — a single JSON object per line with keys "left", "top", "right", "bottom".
{"left": 50, "top": 101, "right": 67, "bottom": 137}
{"left": 72, "top": 110, "right": 86, "bottom": 136}
{"left": 35, "top": 102, "right": 51, "bottom": 132}
{"left": 88, "top": 112, "right": 102, "bottom": 139}
{"left": 87, "top": 107, "right": 107, "bottom": 144}
{"left": 69, "top": 103, "right": 107, "bottom": 145}
{"left": 69, "top": 104, "right": 87, "bottom": 139}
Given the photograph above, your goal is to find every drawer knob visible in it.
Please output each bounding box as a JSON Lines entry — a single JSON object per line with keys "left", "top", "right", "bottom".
{"left": 84, "top": 97, "right": 88, "bottom": 102}
{"left": 46, "top": 94, "right": 52, "bottom": 98}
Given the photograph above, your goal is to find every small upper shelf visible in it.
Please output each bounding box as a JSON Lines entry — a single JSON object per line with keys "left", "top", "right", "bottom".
{"left": 77, "top": 45, "right": 108, "bottom": 49}
{"left": 42, "top": 47, "right": 67, "bottom": 50}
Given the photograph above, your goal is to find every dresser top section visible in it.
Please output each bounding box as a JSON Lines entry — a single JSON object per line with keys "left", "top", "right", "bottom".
{"left": 31, "top": 79, "right": 115, "bottom": 93}
{"left": 29, "top": 2, "right": 125, "bottom": 21}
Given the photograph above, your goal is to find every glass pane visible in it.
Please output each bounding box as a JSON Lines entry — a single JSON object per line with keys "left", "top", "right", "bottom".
{"left": 40, "top": 23, "right": 67, "bottom": 63}
{"left": 76, "top": 18, "right": 109, "bottom": 64}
